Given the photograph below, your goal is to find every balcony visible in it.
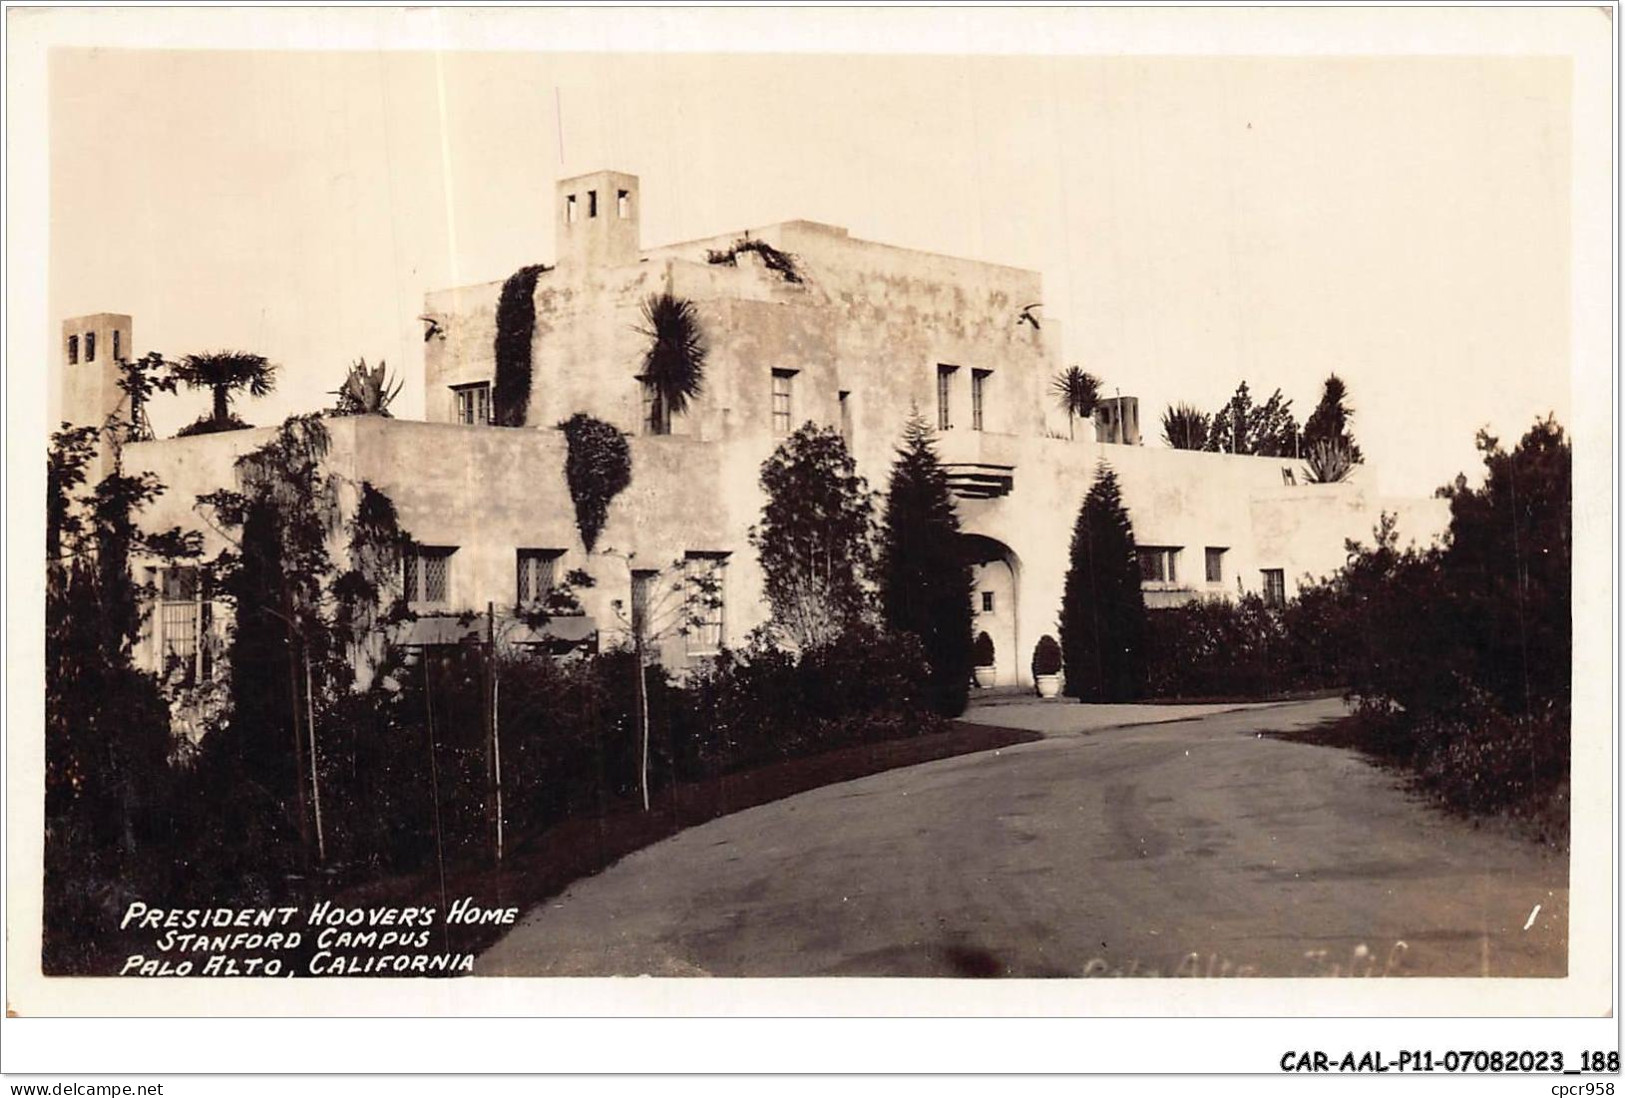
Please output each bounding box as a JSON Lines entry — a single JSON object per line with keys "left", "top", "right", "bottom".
{"left": 937, "top": 429, "right": 1018, "bottom": 501}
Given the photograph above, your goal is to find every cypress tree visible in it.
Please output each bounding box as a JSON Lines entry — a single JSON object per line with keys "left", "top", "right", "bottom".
{"left": 1059, "top": 463, "right": 1147, "bottom": 701}
{"left": 879, "top": 414, "right": 975, "bottom": 716}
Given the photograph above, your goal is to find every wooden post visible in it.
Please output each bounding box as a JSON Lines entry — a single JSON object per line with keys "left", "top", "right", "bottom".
{"left": 305, "top": 650, "right": 326, "bottom": 864}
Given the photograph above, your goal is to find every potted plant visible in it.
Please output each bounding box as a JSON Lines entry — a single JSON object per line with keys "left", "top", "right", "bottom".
{"left": 1031, "top": 634, "right": 1063, "bottom": 698}
{"left": 972, "top": 631, "right": 997, "bottom": 688}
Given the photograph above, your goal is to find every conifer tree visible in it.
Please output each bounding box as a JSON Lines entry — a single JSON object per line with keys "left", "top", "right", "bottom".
{"left": 1059, "top": 464, "right": 1147, "bottom": 701}
{"left": 1302, "top": 374, "right": 1363, "bottom": 464}
{"left": 879, "top": 414, "right": 975, "bottom": 716}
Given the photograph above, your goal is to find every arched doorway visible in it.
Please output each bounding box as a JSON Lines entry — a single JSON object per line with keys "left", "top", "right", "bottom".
{"left": 960, "top": 534, "right": 1021, "bottom": 688}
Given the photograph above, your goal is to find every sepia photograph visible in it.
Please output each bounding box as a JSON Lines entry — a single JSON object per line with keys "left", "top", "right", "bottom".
{"left": 5, "top": 5, "right": 1615, "bottom": 1055}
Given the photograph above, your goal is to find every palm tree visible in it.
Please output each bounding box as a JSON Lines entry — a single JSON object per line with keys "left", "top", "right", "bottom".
{"left": 636, "top": 292, "right": 707, "bottom": 434}
{"left": 171, "top": 351, "right": 276, "bottom": 427}
{"left": 330, "top": 357, "right": 403, "bottom": 417}
{"left": 1051, "top": 366, "right": 1102, "bottom": 440}
{"left": 1160, "top": 402, "right": 1211, "bottom": 450}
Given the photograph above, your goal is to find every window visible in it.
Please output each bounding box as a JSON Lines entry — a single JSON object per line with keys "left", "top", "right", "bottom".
{"left": 67, "top": 335, "right": 78, "bottom": 365}
{"left": 617, "top": 189, "right": 630, "bottom": 218}
{"left": 1138, "top": 547, "right": 1180, "bottom": 584}
{"left": 1205, "top": 547, "right": 1227, "bottom": 584}
{"left": 684, "top": 552, "right": 728, "bottom": 655}
{"left": 404, "top": 546, "right": 455, "bottom": 606}
{"left": 85, "top": 332, "right": 96, "bottom": 362}
{"left": 1261, "top": 569, "right": 1286, "bottom": 608}
{"left": 517, "top": 549, "right": 563, "bottom": 606}
{"left": 936, "top": 364, "right": 957, "bottom": 430}
{"left": 113, "top": 330, "right": 121, "bottom": 361}
{"left": 971, "top": 369, "right": 990, "bottom": 432}
{"left": 588, "top": 190, "right": 598, "bottom": 218}
{"left": 158, "top": 566, "right": 213, "bottom": 685}
{"left": 981, "top": 591, "right": 995, "bottom": 613}
{"left": 838, "top": 390, "right": 852, "bottom": 442}
{"left": 453, "top": 382, "right": 491, "bottom": 426}
{"left": 771, "top": 369, "right": 795, "bottom": 434}
{"left": 641, "top": 378, "right": 669, "bottom": 435}
{"left": 1281, "top": 467, "right": 1297, "bottom": 486}
{"left": 566, "top": 194, "right": 577, "bottom": 223}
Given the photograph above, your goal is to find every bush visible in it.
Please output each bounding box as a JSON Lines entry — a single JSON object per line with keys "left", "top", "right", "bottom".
{"left": 972, "top": 631, "right": 995, "bottom": 668}
{"left": 1031, "top": 635, "right": 1062, "bottom": 677}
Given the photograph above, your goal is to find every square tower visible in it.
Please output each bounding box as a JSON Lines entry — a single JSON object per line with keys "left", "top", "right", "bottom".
{"left": 60, "top": 313, "right": 134, "bottom": 478}
{"left": 555, "top": 171, "right": 640, "bottom": 271}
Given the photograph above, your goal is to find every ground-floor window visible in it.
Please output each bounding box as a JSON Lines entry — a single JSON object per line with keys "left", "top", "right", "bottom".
{"left": 684, "top": 552, "right": 728, "bottom": 656}
{"left": 1261, "top": 568, "right": 1286, "bottom": 607}
{"left": 1205, "top": 546, "right": 1227, "bottom": 584}
{"left": 516, "top": 548, "right": 564, "bottom": 607}
{"left": 157, "top": 565, "right": 213, "bottom": 685}
{"left": 1138, "top": 546, "right": 1180, "bottom": 584}
{"left": 405, "top": 546, "right": 456, "bottom": 607}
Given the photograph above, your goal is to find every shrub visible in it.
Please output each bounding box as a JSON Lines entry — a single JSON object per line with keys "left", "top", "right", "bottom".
{"left": 1031, "top": 635, "right": 1062, "bottom": 677}
{"left": 972, "top": 631, "right": 995, "bottom": 668}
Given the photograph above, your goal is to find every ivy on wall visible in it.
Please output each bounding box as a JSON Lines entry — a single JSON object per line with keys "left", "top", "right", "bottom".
{"left": 559, "top": 413, "right": 632, "bottom": 551}
{"left": 705, "top": 238, "right": 803, "bottom": 284}
{"left": 492, "top": 263, "right": 554, "bottom": 427}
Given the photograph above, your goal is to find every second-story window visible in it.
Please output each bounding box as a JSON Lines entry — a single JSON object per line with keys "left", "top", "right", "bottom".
{"left": 838, "top": 390, "right": 853, "bottom": 442}
{"left": 936, "top": 364, "right": 957, "bottom": 431}
{"left": 971, "top": 369, "right": 990, "bottom": 432}
{"left": 113, "top": 331, "right": 121, "bottom": 361}
{"left": 453, "top": 382, "right": 491, "bottom": 426}
{"left": 617, "top": 189, "right": 631, "bottom": 218}
{"left": 67, "top": 335, "right": 78, "bottom": 365}
{"left": 771, "top": 369, "right": 796, "bottom": 435}
{"left": 85, "top": 332, "right": 96, "bottom": 363}
{"left": 588, "top": 190, "right": 598, "bottom": 218}
{"left": 641, "top": 378, "right": 670, "bottom": 435}
{"left": 566, "top": 194, "right": 578, "bottom": 223}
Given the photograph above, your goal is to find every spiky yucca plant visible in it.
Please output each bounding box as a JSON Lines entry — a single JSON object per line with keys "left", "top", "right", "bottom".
{"left": 1161, "top": 402, "right": 1211, "bottom": 450}
{"left": 637, "top": 292, "right": 708, "bottom": 434}
{"left": 1304, "top": 438, "right": 1355, "bottom": 484}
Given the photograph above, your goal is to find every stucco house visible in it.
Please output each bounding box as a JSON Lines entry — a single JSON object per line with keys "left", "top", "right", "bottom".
{"left": 62, "top": 169, "right": 1448, "bottom": 696}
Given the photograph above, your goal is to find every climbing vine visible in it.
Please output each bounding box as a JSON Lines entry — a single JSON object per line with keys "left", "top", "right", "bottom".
{"left": 705, "top": 238, "right": 803, "bottom": 284}
{"left": 492, "top": 263, "right": 553, "bottom": 427}
{"left": 558, "top": 413, "right": 632, "bottom": 551}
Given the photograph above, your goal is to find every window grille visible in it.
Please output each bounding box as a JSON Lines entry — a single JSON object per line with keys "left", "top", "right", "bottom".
{"left": 405, "top": 547, "right": 454, "bottom": 605}
{"left": 517, "top": 549, "right": 562, "bottom": 605}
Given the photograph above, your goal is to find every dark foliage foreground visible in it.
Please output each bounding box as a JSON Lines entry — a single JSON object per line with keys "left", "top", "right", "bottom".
{"left": 1145, "top": 416, "right": 1571, "bottom": 846}
{"left": 46, "top": 626, "right": 953, "bottom": 974}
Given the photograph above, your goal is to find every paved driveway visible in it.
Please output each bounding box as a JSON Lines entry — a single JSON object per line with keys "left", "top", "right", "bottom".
{"left": 476, "top": 698, "right": 1567, "bottom": 977}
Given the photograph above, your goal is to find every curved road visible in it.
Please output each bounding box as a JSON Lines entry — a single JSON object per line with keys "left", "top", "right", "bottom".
{"left": 476, "top": 699, "right": 1567, "bottom": 978}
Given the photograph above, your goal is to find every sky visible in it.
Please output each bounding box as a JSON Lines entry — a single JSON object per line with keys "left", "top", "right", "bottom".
{"left": 49, "top": 48, "right": 1571, "bottom": 496}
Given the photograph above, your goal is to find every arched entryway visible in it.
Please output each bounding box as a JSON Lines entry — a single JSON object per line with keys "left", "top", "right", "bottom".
{"left": 960, "top": 534, "right": 1022, "bottom": 688}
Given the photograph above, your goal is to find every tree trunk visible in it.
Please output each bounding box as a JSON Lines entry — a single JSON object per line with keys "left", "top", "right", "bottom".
{"left": 213, "top": 386, "right": 229, "bottom": 423}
